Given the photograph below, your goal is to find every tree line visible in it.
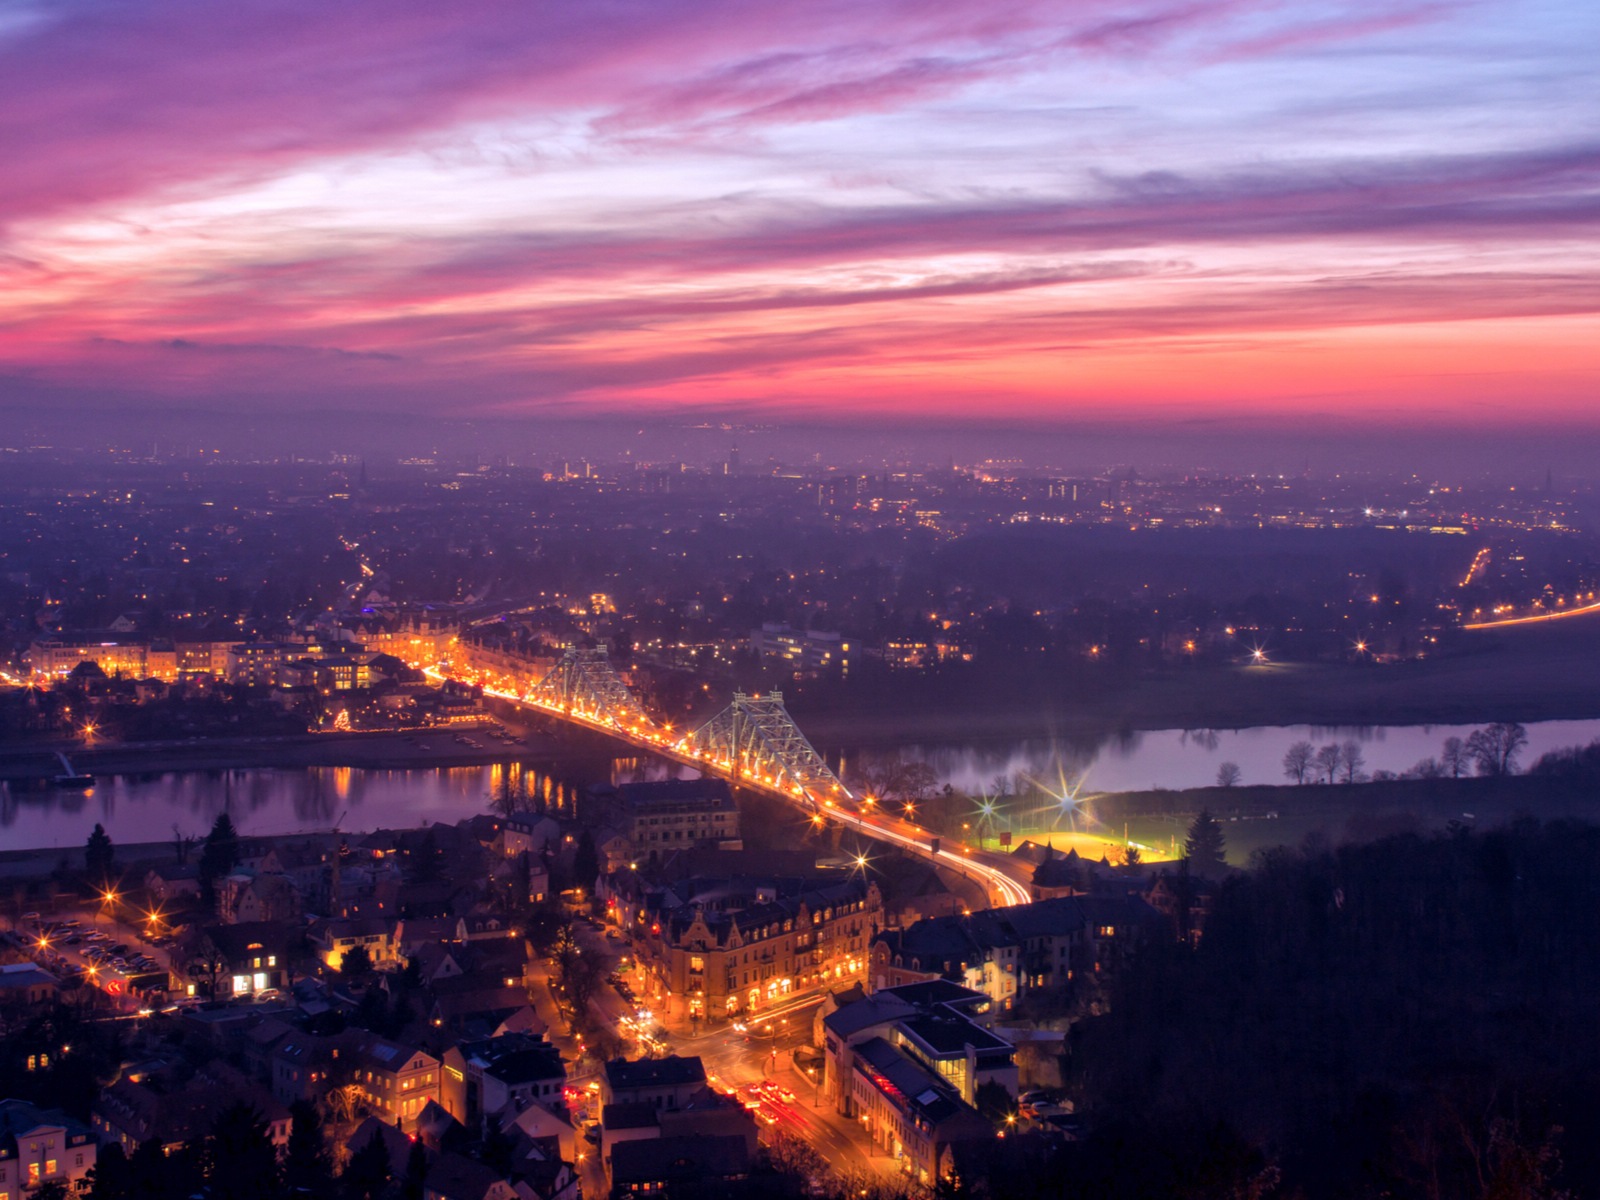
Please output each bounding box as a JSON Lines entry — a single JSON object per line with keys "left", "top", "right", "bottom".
{"left": 1281, "top": 722, "right": 1529, "bottom": 785}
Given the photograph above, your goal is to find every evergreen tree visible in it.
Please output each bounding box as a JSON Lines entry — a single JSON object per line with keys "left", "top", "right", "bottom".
{"left": 399, "top": 1138, "right": 430, "bottom": 1200}
{"left": 341, "top": 1132, "right": 392, "bottom": 1200}
{"left": 85, "top": 1140, "right": 130, "bottom": 1200}
{"left": 341, "top": 943, "right": 375, "bottom": 979}
{"left": 1184, "top": 809, "right": 1228, "bottom": 878}
{"left": 198, "top": 813, "right": 241, "bottom": 909}
{"left": 84, "top": 823, "right": 115, "bottom": 886}
{"left": 408, "top": 830, "right": 443, "bottom": 884}
{"left": 205, "top": 1102, "right": 279, "bottom": 1200}
{"left": 572, "top": 828, "right": 600, "bottom": 893}
{"left": 283, "top": 1100, "right": 333, "bottom": 1196}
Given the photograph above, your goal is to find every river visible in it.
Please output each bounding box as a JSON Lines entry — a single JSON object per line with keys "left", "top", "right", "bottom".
{"left": 3, "top": 718, "right": 1597, "bottom": 854}
{"left": 832, "top": 717, "right": 1600, "bottom": 798}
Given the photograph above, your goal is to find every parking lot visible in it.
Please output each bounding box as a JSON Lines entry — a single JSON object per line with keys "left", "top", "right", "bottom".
{"left": 13, "top": 908, "right": 175, "bottom": 1003}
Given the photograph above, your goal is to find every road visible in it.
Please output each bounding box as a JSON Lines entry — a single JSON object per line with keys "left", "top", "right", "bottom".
{"left": 424, "top": 662, "right": 1034, "bottom": 909}
{"left": 546, "top": 919, "right": 897, "bottom": 1195}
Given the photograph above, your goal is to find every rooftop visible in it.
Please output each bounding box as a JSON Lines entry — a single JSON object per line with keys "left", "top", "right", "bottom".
{"left": 604, "top": 1054, "right": 707, "bottom": 1092}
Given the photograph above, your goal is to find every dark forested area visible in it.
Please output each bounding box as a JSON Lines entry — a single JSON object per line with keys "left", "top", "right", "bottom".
{"left": 1060, "top": 820, "right": 1600, "bottom": 1199}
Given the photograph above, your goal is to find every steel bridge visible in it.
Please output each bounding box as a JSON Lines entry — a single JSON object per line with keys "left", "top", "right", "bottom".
{"left": 427, "top": 647, "right": 1031, "bottom": 907}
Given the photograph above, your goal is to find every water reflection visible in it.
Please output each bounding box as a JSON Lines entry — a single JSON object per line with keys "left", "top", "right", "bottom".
{"left": 0, "top": 754, "right": 665, "bottom": 850}
{"left": 833, "top": 716, "right": 1600, "bottom": 797}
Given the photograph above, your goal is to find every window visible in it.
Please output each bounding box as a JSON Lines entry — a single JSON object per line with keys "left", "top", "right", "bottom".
{"left": 45, "top": 1161, "right": 56, "bottom": 1177}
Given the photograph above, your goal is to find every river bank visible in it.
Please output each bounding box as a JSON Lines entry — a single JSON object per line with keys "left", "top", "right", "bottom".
{"left": 1088, "top": 773, "right": 1600, "bottom": 864}
{"left": 796, "top": 618, "right": 1600, "bottom": 745}
{"left": 0, "top": 726, "right": 559, "bottom": 782}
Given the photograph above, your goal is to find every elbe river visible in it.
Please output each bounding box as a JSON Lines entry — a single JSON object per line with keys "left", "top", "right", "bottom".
{"left": 3, "top": 718, "right": 1598, "bottom": 852}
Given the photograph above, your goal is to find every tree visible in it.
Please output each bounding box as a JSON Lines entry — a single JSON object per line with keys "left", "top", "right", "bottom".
{"left": 764, "top": 1131, "right": 830, "bottom": 1194}
{"left": 1216, "top": 762, "right": 1242, "bottom": 788}
{"left": 1314, "top": 743, "right": 1342, "bottom": 784}
{"left": 85, "top": 1141, "right": 130, "bottom": 1200}
{"left": 1184, "top": 809, "right": 1228, "bottom": 878}
{"left": 1122, "top": 844, "right": 1143, "bottom": 868}
{"left": 189, "top": 934, "right": 227, "bottom": 1000}
{"left": 408, "top": 830, "right": 444, "bottom": 884}
{"left": 572, "top": 829, "right": 600, "bottom": 894}
{"left": 1466, "top": 722, "right": 1528, "bottom": 776}
{"left": 205, "top": 1102, "right": 279, "bottom": 1200}
{"left": 1339, "top": 740, "right": 1365, "bottom": 784}
{"left": 199, "top": 813, "right": 241, "bottom": 909}
{"left": 974, "top": 1079, "right": 1017, "bottom": 1124}
{"left": 341, "top": 1131, "right": 392, "bottom": 1200}
{"left": 283, "top": 1100, "right": 332, "bottom": 1196}
{"left": 1283, "top": 741, "right": 1314, "bottom": 784}
{"left": 341, "top": 943, "right": 374, "bottom": 979}
{"left": 1441, "top": 736, "right": 1470, "bottom": 779}
{"left": 399, "top": 1138, "right": 430, "bottom": 1200}
{"left": 84, "top": 823, "right": 115, "bottom": 886}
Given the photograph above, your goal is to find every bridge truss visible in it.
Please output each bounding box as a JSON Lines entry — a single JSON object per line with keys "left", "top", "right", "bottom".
{"left": 681, "top": 691, "right": 848, "bottom": 802}
{"left": 527, "top": 646, "right": 654, "bottom": 732}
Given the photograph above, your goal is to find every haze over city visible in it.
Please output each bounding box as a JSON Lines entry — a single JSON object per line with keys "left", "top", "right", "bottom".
{"left": 2, "top": 4, "right": 1599, "bottom": 1200}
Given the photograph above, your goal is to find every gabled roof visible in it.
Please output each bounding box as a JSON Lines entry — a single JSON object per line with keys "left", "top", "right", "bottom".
{"left": 604, "top": 1054, "right": 706, "bottom": 1092}
{"left": 608, "top": 1133, "right": 751, "bottom": 1185}
{"left": 422, "top": 1151, "right": 507, "bottom": 1200}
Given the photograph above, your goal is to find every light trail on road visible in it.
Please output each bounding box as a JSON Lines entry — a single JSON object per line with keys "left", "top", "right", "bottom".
{"left": 1462, "top": 598, "right": 1600, "bottom": 629}
{"left": 425, "top": 663, "right": 1034, "bottom": 909}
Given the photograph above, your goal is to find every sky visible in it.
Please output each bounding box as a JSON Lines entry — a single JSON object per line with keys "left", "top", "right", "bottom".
{"left": 0, "top": 0, "right": 1596, "bottom": 435}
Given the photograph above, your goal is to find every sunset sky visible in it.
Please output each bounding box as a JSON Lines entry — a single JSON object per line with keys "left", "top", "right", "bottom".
{"left": 1, "top": 0, "right": 1595, "bottom": 431}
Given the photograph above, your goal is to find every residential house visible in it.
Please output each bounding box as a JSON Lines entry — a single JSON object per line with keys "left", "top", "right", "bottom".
{"left": 441, "top": 1034, "right": 566, "bottom": 1128}
{"left": 600, "top": 1057, "right": 706, "bottom": 1111}
{"left": 0, "top": 1100, "right": 97, "bottom": 1197}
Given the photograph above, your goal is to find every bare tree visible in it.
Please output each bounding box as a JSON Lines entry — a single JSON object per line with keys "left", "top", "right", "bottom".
{"left": 1216, "top": 761, "right": 1242, "bottom": 788}
{"left": 1412, "top": 757, "right": 1444, "bottom": 780}
{"left": 188, "top": 934, "right": 227, "bottom": 1001}
{"left": 1440, "top": 736, "right": 1470, "bottom": 779}
{"left": 1466, "top": 722, "right": 1528, "bottom": 776}
{"left": 1339, "top": 740, "right": 1365, "bottom": 784}
{"left": 1315, "top": 743, "right": 1342, "bottom": 784}
{"left": 1283, "top": 741, "right": 1314, "bottom": 784}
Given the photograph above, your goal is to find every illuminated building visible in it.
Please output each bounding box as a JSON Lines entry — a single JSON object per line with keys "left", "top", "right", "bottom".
{"left": 25, "top": 632, "right": 148, "bottom": 678}
{"left": 637, "top": 878, "right": 881, "bottom": 1022}
{"left": 749, "top": 622, "right": 850, "bottom": 676}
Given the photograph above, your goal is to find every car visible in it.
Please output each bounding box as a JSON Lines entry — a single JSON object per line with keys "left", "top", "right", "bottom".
{"left": 776, "top": 1088, "right": 795, "bottom": 1104}
{"left": 254, "top": 988, "right": 283, "bottom": 1003}
{"left": 64, "top": 935, "right": 82, "bottom": 945}
{"left": 584, "top": 1125, "right": 602, "bottom": 1145}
